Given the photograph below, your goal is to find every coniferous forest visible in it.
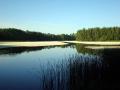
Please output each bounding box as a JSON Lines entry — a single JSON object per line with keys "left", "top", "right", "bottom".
{"left": 1, "top": 27, "right": 120, "bottom": 41}
{"left": 0, "top": 28, "right": 75, "bottom": 41}
{"left": 76, "top": 27, "right": 120, "bottom": 41}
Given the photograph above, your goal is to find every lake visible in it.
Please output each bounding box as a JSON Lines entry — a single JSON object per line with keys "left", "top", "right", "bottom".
{"left": 0, "top": 44, "right": 120, "bottom": 90}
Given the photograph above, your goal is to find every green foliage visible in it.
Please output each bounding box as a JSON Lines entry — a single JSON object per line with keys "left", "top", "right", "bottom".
{"left": 76, "top": 27, "right": 120, "bottom": 41}
{"left": 0, "top": 28, "right": 75, "bottom": 41}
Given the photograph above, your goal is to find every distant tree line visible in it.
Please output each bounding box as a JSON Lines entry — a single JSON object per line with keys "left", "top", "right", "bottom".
{"left": 76, "top": 27, "right": 120, "bottom": 41}
{"left": 0, "top": 28, "right": 75, "bottom": 41}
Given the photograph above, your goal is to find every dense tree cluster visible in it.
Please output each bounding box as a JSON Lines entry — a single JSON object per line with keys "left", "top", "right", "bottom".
{"left": 0, "top": 28, "right": 75, "bottom": 41}
{"left": 76, "top": 27, "right": 120, "bottom": 41}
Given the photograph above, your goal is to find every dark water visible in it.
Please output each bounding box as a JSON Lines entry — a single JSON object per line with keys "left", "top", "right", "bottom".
{"left": 0, "top": 44, "right": 120, "bottom": 90}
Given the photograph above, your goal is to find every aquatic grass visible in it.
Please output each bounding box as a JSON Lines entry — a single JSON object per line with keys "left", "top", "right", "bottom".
{"left": 39, "top": 54, "right": 103, "bottom": 90}
{"left": 40, "top": 61, "right": 69, "bottom": 90}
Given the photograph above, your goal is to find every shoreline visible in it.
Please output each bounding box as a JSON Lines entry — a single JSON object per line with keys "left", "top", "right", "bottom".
{"left": 64, "top": 41, "right": 120, "bottom": 45}
{"left": 0, "top": 41, "right": 68, "bottom": 49}
{"left": 1, "top": 41, "right": 120, "bottom": 49}
{"left": 64, "top": 41, "right": 120, "bottom": 49}
{"left": 85, "top": 46, "right": 120, "bottom": 49}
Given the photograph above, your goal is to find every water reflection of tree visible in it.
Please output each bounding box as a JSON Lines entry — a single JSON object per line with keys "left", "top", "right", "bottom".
{"left": 75, "top": 44, "right": 103, "bottom": 55}
{"left": 100, "top": 49, "right": 120, "bottom": 89}
{"left": 69, "top": 55, "right": 103, "bottom": 90}
{"left": 0, "top": 45, "right": 70, "bottom": 55}
{"left": 0, "top": 47, "right": 45, "bottom": 55}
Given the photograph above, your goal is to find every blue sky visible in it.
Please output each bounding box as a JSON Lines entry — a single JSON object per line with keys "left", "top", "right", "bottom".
{"left": 0, "top": 0, "right": 120, "bottom": 34}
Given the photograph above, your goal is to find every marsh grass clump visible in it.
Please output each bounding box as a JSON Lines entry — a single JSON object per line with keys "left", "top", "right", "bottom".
{"left": 39, "top": 54, "right": 103, "bottom": 90}
{"left": 40, "top": 61, "right": 69, "bottom": 90}
{"left": 68, "top": 55, "right": 103, "bottom": 90}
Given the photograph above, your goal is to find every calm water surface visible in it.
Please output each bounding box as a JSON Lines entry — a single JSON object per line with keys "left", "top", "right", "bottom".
{"left": 0, "top": 44, "right": 120, "bottom": 90}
